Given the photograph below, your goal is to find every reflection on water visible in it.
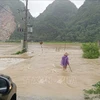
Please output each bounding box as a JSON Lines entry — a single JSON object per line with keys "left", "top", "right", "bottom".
{"left": 61, "top": 70, "right": 70, "bottom": 76}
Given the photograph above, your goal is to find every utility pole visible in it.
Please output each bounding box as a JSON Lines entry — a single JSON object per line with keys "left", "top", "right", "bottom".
{"left": 23, "top": 0, "right": 28, "bottom": 52}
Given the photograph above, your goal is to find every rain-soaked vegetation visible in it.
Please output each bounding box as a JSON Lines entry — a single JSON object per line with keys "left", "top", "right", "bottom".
{"left": 84, "top": 81, "right": 100, "bottom": 100}
{"left": 82, "top": 43, "right": 100, "bottom": 59}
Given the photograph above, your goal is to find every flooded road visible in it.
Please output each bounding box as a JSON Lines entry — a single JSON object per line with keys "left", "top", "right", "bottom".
{"left": 0, "top": 43, "right": 100, "bottom": 100}
{"left": 0, "top": 58, "right": 25, "bottom": 70}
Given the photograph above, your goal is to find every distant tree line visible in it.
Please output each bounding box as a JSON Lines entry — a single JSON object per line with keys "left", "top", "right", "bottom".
{"left": 5, "top": 0, "right": 100, "bottom": 42}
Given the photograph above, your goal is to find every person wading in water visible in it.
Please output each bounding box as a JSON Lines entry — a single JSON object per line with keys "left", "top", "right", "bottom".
{"left": 61, "top": 52, "right": 70, "bottom": 71}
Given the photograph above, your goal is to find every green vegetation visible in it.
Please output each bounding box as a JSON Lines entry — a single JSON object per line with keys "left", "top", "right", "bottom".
{"left": 82, "top": 43, "right": 100, "bottom": 59}
{"left": 31, "top": 0, "right": 100, "bottom": 42}
{"left": 66, "top": 0, "right": 100, "bottom": 42}
{"left": 84, "top": 81, "right": 100, "bottom": 100}
{"left": 14, "top": 50, "right": 26, "bottom": 55}
{"left": 32, "top": 0, "right": 78, "bottom": 42}
{"left": 1, "top": 0, "right": 100, "bottom": 42}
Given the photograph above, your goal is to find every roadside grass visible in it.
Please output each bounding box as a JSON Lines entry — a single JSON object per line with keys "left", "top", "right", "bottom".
{"left": 13, "top": 50, "right": 26, "bottom": 55}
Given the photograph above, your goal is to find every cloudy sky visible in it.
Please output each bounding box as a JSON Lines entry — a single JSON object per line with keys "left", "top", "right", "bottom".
{"left": 21, "top": 0, "right": 85, "bottom": 17}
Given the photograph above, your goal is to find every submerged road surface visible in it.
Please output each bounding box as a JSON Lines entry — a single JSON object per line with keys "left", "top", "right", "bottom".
{"left": 0, "top": 43, "right": 100, "bottom": 100}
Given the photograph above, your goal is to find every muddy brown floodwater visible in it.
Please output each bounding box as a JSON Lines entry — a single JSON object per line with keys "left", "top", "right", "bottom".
{"left": 0, "top": 43, "right": 100, "bottom": 100}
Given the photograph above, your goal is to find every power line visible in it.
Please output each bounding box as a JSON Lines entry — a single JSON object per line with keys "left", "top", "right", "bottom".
{"left": 0, "top": 4, "right": 13, "bottom": 15}
{"left": 0, "top": 4, "right": 26, "bottom": 34}
{"left": 0, "top": 4, "right": 25, "bottom": 25}
{"left": 0, "top": 5, "right": 17, "bottom": 34}
{"left": 0, "top": 1, "right": 31, "bottom": 49}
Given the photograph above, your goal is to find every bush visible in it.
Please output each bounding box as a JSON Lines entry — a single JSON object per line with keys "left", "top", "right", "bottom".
{"left": 84, "top": 81, "right": 100, "bottom": 100}
{"left": 82, "top": 43, "right": 100, "bottom": 59}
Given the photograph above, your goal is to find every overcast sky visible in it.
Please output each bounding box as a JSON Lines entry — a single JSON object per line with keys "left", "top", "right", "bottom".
{"left": 21, "top": 0, "right": 85, "bottom": 17}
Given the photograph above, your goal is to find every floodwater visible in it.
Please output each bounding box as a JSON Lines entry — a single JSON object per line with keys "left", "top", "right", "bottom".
{"left": 0, "top": 43, "right": 26, "bottom": 70}
{"left": 0, "top": 43, "right": 100, "bottom": 100}
{"left": 0, "top": 58, "right": 25, "bottom": 70}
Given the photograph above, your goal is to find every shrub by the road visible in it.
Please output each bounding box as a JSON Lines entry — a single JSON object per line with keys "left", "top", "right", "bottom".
{"left": 84, "top": 81, "right": 100, "bottom": 100}
{"left": 82, "top": 43, "right": 100, "bottom": 59}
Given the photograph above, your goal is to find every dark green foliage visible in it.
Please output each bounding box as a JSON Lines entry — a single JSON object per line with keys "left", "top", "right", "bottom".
{"left": 33, "top": 0, "right": 77, "bottom": 42}
{"left": 82, "top": 43, "right": 100, "bottom": 59}
{"left": 65, "top": 0, "right": 100, "bottom": 42}
{"left": 1, "top": 0, "right": 100, "bottom": 42}
{"left": 15, "top": 51, "right": 22, "bottom": 55}
{"left": 84, "top": 81, "right": 100, "bottom": 94}
{"left": 84, "top": 81, "right": 100, "bottom": 100}
{"left": 10, "top": 31, "right": 24, "bottom": 41}
{"left": 31, "top": 0, "right": 100, "bottom": 42}
{"left": 14, "top": 49, "right": 26, "bottom": 55}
